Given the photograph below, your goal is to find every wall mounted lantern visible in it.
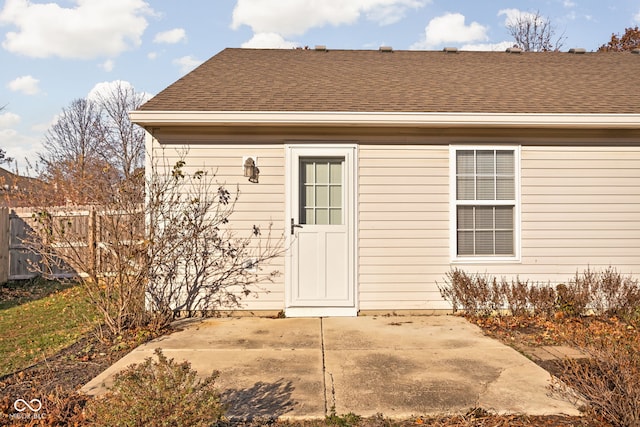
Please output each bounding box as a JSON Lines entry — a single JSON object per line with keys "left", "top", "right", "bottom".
{"left": 243, "top": 156, "right": 259, "bottom": 183}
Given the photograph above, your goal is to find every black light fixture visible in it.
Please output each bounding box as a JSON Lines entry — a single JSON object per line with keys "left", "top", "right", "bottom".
{"left": 243, "top": 157, "right": 259, "bottom": 183}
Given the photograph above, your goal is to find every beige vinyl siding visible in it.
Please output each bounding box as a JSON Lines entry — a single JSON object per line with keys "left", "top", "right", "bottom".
{"left": 151, "top": 136, "right": 640, "bottom": 313}
{"left": 518, "top": 146, "right": 640, "bottom": 278}
{"left": 358, "top": 145, "right": 451, "bottom": 310}
{"left": 151, "top": 140, "right": 286, "bottom": 311}
{"left": 358, "top": 143, "right": 640, "bottom": 312}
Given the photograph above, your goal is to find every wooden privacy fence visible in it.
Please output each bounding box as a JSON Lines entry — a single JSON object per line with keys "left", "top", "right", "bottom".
{"left": 0, "top": 206, "right": 143, "bottom": 283}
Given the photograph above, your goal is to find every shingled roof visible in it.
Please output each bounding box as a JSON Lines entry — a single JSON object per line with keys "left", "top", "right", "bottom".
{"left": 139, "top": 48, "right": 639, "bottom": 115}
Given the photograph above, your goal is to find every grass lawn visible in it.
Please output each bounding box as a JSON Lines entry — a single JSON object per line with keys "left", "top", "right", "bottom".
{"left": 0, "top": 279, "right": 98, "bottom": 377}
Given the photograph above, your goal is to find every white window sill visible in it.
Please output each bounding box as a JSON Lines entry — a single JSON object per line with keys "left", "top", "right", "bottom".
{"left": 451, "top": 256, "right": 521, "bottom": 264}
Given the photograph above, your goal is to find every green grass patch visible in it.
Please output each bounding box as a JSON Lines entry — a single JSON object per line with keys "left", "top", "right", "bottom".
{"left": 0, "top": 278, "right": 72, "bottom": 310}
{"left": 0, "top": 281, "right": 98, "bottom": 376}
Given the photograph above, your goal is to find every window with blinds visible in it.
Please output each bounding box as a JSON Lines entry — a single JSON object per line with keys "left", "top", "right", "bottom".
{"left": 454, "top": 149, "right": 516, "bottom": 257}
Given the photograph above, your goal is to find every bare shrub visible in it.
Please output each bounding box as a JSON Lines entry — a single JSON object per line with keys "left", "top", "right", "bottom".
{"left": 528, "top": 284, "right": 557, "bottom": 318}
{"left": 555, "top": 267, "right": 640, "bottom": 319}
{"left": 502, "top": 278, "right": 530, "bottom": 317}
{"left": 25, "top": 156, "right": 284, "bottom": 336}
{"left": 561, "top": 269, "right": 597, "bottom": 316}
{"left": 552, "top": 330, "right": 640, "bottom": 427}
{"left": 86, "top": 348, "right": 225, "bottom": 426}
{"left": 438, "top": 269, "right": 500, "bottom": 316}
{"left": 145, "top": 156, "right": 283, "bottom": 323}
{"left": 590, "top": 267, "right": 640, "bottom": 320}
{"left": 439, "top": 269, "right": 558, "bottom": 318}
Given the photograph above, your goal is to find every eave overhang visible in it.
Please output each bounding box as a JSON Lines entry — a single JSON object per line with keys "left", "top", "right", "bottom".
{"left": 129, "top": 111, "right": 640, "bottom": 130}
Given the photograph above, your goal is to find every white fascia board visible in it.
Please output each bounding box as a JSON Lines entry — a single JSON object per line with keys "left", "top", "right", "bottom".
{"left": 129, "top": 111, "right": 640, "bottom": 129}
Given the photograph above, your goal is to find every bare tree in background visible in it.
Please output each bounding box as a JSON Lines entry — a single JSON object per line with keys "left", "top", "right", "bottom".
{"left": 0, "top": 148, "right": 12, "bottom": 166}
{"left": 92, "top": 81, "right": 147, "bottom": 179}
{"left": 38, "top": 98, "right": 111, "bottom": 204}
{"left": 506, "top": 10, "right": 566, "bottom": 52}
{"left": 35, "top": 83, "right": 147, "bottom": 205}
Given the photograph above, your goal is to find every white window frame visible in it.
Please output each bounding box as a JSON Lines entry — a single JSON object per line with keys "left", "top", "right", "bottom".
{"left": 449, "top": 145, "right": 521, "bottom": 263}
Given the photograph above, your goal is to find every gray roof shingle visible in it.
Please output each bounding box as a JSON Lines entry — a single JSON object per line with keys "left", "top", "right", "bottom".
{"left": 139, "top": 48, "right": 640, "bottom": 114}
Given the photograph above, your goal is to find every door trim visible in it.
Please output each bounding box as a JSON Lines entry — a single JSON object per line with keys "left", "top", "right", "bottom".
{"left": 284, "top": 143, "right": 358, "bottom": 317}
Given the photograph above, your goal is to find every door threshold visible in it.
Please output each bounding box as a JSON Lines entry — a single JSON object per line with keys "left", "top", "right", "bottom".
{"left": 285, "top": 307, "right": 357, "bottom": 318}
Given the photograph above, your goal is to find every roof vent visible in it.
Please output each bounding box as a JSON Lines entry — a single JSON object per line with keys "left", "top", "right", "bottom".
{"left": 443, "top": 47, "right": 458, "bottom": 53}
{"left": 379, "top": 46, "right": 393, "bottom": 52}
{"left": 314, "top": 45, "right": 327, "bottom": 51}
{"left": 569, "top": 48, "right": 586, "bottom": 54}
{"left": 632, "top": 48, "right": 640, "bottom": 54}
{"left": 506, "top": 47, "right": 522, "bottom": 54}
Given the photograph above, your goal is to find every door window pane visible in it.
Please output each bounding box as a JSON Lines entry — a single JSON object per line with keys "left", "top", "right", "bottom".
{"left": 304, "top": 208, "right": 314, "bottom": 224}
{"left": 316, "top": 186, "right": 329, "bottom": 207}
{"left": 330, "top": 186, "right": 342, "bottom": 207}
{"left": 316, "top": 162, "right": 329, "bottom": 184}
{"left": 300, "top": 158, "right": 343, "bottom": 225}
{"left": 305, "top": 186, "right": 315, "bottom": 207}
{"left": 330, "top": 162, "right": 342, "bottom": 184}
{"left": 316, "top": 209, "right": 329, "bottom": 225}
{"left": 304, "top": 162, "right": 315, "bottom": 184}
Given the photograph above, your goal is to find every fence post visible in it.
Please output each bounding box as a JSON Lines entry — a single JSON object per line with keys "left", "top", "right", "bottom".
{"left": 88, "top": 206, "right": 97, "bottom": 275}
{"left": 0, "top": 207, "right": 8, "bottom": 284}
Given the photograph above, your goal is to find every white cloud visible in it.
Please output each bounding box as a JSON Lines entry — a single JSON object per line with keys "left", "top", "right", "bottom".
{"left": 172, "top": 56, "right": 203, "bottom": 75}
{"left": 498, "top": 8, "right": 539, "bottom": 27}
{"left": 87, "top": 80, "right": 152, "bottom": 103}
{"left": 634, "top": 10, "right": 640, "bottom": 23}
{"left": 365, "top": 2, "right": 425, "bottom": 25}
{"left": 100, "top": 59, "right": 115, "bottom": 72}
{"left": 563, "top": 0, "right": 576, "bottom": 7}
{"left": 153, "top": 28, "right": 186, "bottom": 44}
{"left": 411, "top": 12, "right": 489, "bottom": 49}
{"left": 147, "top": 51, "right": 157, "bottom": 60}
{"left": 0, "top": 0, "right": 153, "bottom": 59}
{"left": 241, "top": 32, "right": 298, "bottom": 48}
{"left": 0, "top": 126, "right": 42, "bottom": 173}
{"left": 7, "top": 75, "right": 39, "bottom": 95}
{"left": 461, "top": 41, "right": 514, "bottom": 51}
{"left": 0, "top": 112, "right": 21, "bottom": 128}
{"left": 231, "top": 0, "right": 427, "bottom": 37}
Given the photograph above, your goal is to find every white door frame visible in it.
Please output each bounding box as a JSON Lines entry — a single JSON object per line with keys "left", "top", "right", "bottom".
{"left": 284, "top": 143, "right": 357, "bottom": 317}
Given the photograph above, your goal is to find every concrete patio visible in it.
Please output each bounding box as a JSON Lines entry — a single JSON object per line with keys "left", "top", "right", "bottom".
{"left": 82, "top": 315, "right": 579, "bottom": 421}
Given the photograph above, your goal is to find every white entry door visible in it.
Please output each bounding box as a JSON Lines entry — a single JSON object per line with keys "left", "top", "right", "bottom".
{"left": 285, "top": 145, "right": 356, "bottom": 317}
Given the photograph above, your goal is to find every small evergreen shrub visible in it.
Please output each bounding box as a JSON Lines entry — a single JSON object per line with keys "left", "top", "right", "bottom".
{"left": 86, "top": 348, "right": 225, "bottom": 426}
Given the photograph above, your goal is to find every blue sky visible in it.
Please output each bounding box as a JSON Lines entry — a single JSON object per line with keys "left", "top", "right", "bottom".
{"left": 1, "top": 0, "right": 639, "bottom": 172}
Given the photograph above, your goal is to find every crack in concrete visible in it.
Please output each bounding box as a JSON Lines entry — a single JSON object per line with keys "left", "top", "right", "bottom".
{"left": 320, "top": 318, "right": 328, "bottom": 416}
